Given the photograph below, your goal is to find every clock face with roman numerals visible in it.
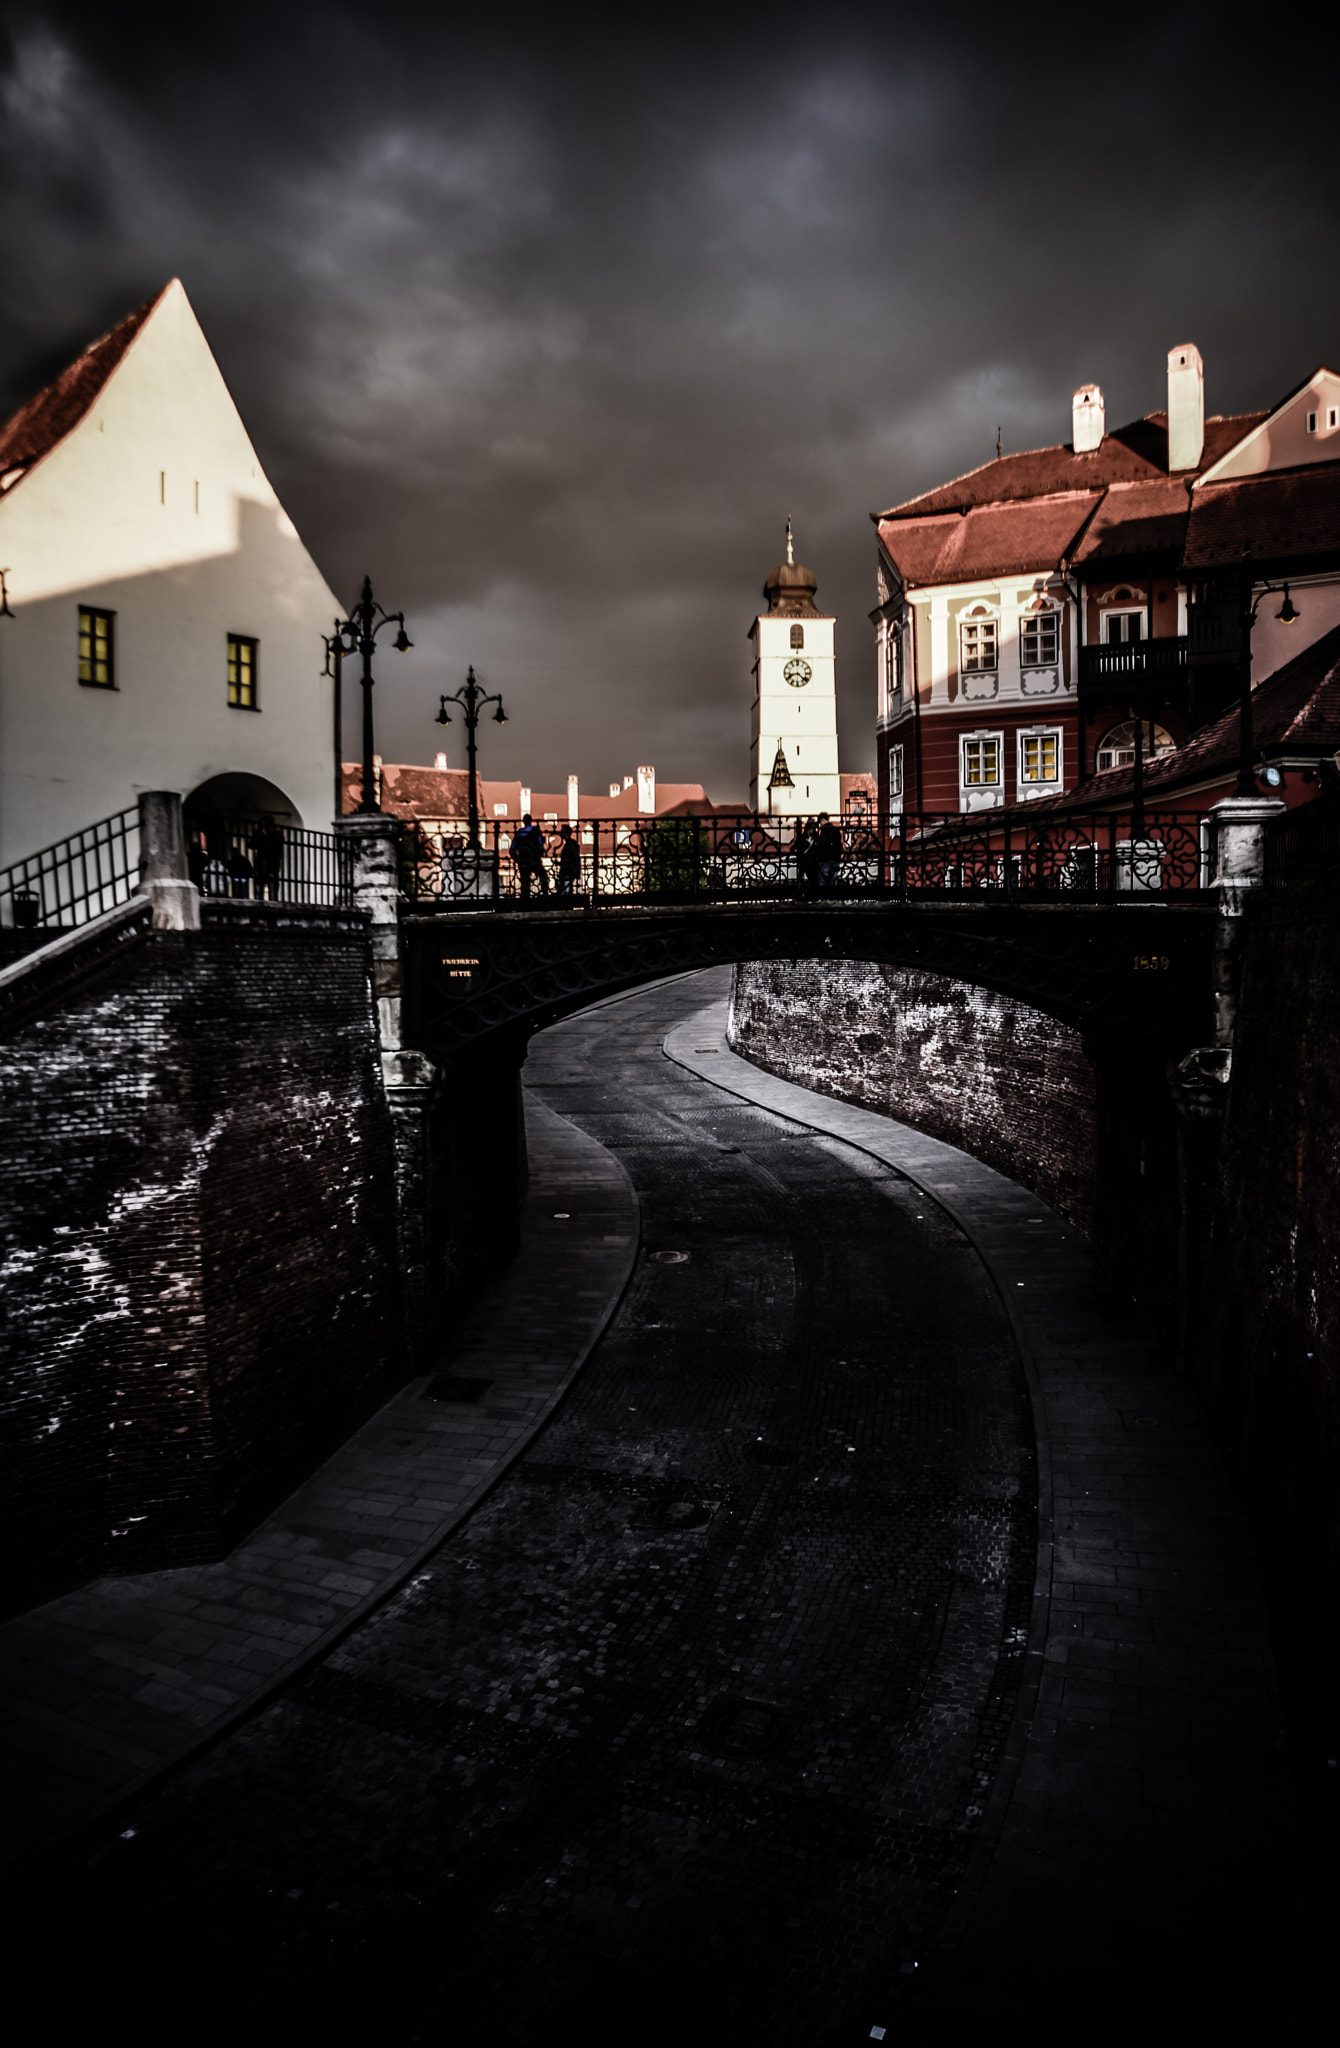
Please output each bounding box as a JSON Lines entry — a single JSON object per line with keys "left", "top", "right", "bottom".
{"left": 783, "top": 657, "right": 812, "bottom": 688}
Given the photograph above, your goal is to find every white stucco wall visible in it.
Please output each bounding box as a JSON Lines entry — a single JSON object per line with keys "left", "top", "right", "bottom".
{"left": 0, "top": 280, "right": 342, "bottom": 866}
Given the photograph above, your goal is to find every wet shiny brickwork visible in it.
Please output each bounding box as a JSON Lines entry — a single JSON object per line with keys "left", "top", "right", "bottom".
{"left": 11, "top": 979, "right": 1037, "bottom": 2044}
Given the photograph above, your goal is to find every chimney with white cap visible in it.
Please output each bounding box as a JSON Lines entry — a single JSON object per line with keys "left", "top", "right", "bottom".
{"left": 637, "top": 765, "right": 656, "bottom": 814}
{"left": 1072, "top": 382, "right": 1105, "bottom": 453}
{"left": 1167, "top": 343, "right": 1204, "bottom": 472}
{"left": 567, "top": 773, "right": 579, "bottom": 822}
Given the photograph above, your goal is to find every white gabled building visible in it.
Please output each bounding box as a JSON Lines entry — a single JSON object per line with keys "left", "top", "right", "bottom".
{"left": 0, "top": 278, "right": 342, "bottom": 869}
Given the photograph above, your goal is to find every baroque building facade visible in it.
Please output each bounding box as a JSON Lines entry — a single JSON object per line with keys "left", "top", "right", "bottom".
{"left": 872, "top": 345, "right": 1340, "bottom": 817}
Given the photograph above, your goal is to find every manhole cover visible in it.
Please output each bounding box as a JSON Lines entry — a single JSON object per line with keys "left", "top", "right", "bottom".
{"left": 423, "top": 1375, "right": 494, "bottom": 1403}
{"left": 748, "top": 1442, "right": 799, "bottom": 1467}
{"left": 1121, "top": 1413, "right": 1161, "bottom": 1431}
{"left": 642, "top": 1498, "right": 718, "bottom": 1532}
{"left": 651, "top": 1250, "right": 690, "bottom": 1265}
{"left": 697, "top": 1696, "right": 790, "bottom": 1758}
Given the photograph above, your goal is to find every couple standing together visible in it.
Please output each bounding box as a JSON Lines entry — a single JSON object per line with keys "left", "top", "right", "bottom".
{"left": 797, "top": 813, "right": 844, "bottom": 893}
{"left": 509, "top": 814, "right": 582, "bottom": 898}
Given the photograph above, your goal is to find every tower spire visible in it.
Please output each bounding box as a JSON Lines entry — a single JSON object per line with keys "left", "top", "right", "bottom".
{"left": 786, "top": 515, "right": 794, "bottom": 566}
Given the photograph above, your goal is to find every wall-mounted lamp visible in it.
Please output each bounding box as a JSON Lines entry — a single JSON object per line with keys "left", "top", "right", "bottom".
{"left": 1276, "top": 588, "right": 1299, "bottom": 625}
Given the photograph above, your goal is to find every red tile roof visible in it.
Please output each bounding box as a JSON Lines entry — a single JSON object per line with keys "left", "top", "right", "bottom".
{"left": 342, "top": 763, "right": 710, "bottom": 823}
{"left": 877, "top": 493, "right": 1098, "bottom": 586}
{"left": 1071, "top": 477, "right": 1196, "bottom": 564}
{"left": 1184, "top": 467, "right": 1340, "bottom": 572}
{"left": 0, "top": 286, "right": 167, "bottom": 491}
{"left": 874, "top": 411, "right": 1270, "bottom": 588}
{"left": 877, "top": 412, "right": 1263, "bottom": 521}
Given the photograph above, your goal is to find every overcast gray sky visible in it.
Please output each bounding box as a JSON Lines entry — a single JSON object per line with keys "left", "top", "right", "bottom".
{"left": 3, "top": 5, "right": 1337, "bottom": 803}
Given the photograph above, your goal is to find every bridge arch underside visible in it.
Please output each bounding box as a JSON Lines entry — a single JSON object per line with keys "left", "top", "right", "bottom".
{"left": 404, "top": 904, "right": 1215, "bottom": 1063}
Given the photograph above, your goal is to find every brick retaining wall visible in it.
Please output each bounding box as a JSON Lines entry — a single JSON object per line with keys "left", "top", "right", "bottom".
{"left": 1201, "top": 887, "right": 1340, "bottom": 1775}
{"left": 728, "top": 959, "right": 1098, "bottom": 1234}
{"left": 0, "top": 902, "right": 404, "bottom": 1613}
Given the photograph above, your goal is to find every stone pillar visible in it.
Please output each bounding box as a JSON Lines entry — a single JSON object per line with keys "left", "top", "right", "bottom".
{"left": 138, "top": 791, "right": 201, "bottom": 930}
{"left": 1208, "top": 795, "right": 1285, "bottom": 1045}
{"left": 335, "top": 813, "right": 437, "bottom": 1364}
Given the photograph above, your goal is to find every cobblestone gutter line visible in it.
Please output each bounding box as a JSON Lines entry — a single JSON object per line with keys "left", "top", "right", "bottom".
{"left": 0, "top": 1094, "right": 638, "bottom": 1877}
{"left": 663, "top": 1000, "right": 1300, "bottom": 2022}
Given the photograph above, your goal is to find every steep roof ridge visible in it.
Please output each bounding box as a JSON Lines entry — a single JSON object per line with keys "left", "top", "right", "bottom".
{"left": 876, "top": 409, "right": 1266, "bottom": 524}
{"left": 0, "top": 283, "right": 170, "bottom": 488}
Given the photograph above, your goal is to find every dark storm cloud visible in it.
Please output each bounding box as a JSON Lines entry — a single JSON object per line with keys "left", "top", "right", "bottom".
{"left": 2, "top": 5, "right": 1337, "bottom": 798}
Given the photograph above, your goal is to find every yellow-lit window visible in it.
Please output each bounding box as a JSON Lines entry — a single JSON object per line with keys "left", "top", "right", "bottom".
{"left": 78, "top": 608, "right": 115, "bottom": 688}
{"left": 1021, "top": 734, "right": 1058, "bottom": 782}
{"left": 963, "top": 738, "right": 1000, "bottom": 786}
{"left": 228, "top": 635, "right": 258, "bottom": 710}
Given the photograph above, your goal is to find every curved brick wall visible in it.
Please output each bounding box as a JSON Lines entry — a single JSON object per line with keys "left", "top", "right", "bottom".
{"left": 728, "top": 959, "right": 1098, "bottom": 1234}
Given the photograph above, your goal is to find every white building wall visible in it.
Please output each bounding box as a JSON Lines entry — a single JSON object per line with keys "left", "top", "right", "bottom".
{"left": 0, "top": 280, "right": 342, "bottom": 866}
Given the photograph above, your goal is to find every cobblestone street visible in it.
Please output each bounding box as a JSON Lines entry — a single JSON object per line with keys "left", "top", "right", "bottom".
{"left": 6, "top": 971, "right": 1304, "bottom": 2044}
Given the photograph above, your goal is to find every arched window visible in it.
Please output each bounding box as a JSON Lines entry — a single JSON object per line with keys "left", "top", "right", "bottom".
{"left": 790, "top": 624, "right": 805, "bottom": 649}
{"left": 1095, "top": 719, "right": 1174, "bottom": 772}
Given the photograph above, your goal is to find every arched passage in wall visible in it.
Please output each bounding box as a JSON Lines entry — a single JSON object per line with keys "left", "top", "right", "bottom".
{"left": 185, "top": 772, "right": 302, "bottom": 829}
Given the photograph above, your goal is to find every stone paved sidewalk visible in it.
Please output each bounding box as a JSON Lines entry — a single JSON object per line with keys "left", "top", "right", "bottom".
{"left": 665, "top": 1002, "right": 1303, "bottom": 2035}
{"left": 0, "top": 1092, "right": 637, "bottom": 1875}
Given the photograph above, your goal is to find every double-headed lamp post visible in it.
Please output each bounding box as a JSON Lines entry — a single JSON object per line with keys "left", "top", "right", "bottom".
{"left": 334, "top": 575, "right": 413, "bottom": 814}
{"left": 436, "top": 666, "right": 507, "bottom": 851}
{"left": 1235, "top": 549, "right": 1299, "bottom": 798}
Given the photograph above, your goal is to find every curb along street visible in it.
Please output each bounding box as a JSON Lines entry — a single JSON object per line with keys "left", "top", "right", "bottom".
{"left": 0, "top": 1092, "right": 640, "bottom": 1877}
{"left": 663, "top": 999, "right": 1301, "bottom": 2030}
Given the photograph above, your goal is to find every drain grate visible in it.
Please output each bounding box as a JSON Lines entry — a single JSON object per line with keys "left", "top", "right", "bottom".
{"left": 697, "top": 1695, "right": 791, "bottom": 1759}
{"left": 423, "top": 1375, "right": 494, "bottom": 1403}
{"left": 748, "top": 1442, "right": 800, "bottom": 1467}
{"left": 636, "top": 1498, "right": 719, "bottom": 1533}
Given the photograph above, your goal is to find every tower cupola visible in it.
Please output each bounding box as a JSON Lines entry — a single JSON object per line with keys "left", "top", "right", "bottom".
{"left": 764, "top": 516, "right": 819, "bottom": 616}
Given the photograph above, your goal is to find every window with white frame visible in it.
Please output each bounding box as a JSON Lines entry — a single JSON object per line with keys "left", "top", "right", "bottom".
{"left": 1019, "top": 605, "right": 1059, "bottom": 667}
{"left": 959, "top": 608, "right": 998, "bottom": 671}
{"left": 887, "top": 742, "right": 904, "bottom": 810}
{"left": 1096, "top": 719, "right": 1174, "bottom": 772}
{"left": 962, "top": 735, "right": 1001, "bottom": 787}
{"left": 884, "top": 622, "right": 902, "bottom": 703}
{"left": 1018, "top": 727, "right": 1062, "bottom": 791}
{"left": 1103, "top": 610, "right": 1144, "bottom": 644}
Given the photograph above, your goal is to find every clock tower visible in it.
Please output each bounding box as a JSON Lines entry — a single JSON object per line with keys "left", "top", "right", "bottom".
{"left": 749, "top": 521, "right": 841, "bottom": 818}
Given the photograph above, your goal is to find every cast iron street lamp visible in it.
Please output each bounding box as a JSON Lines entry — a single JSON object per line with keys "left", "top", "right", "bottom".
{"left": 321, "top": 623, "right": 347, "bottom": 821}
{"left": 1234, "top": 549, "right": 1299, "bottom": 798}
{"left": 436, "top": 666, "right": 507, "bottom": 851}
{"left": 335, "top": 575, "right": 413, "bottom": 814}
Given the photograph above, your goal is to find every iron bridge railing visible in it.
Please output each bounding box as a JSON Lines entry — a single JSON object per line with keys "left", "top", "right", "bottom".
{"left": 0, "top": 810, "right": 353, "bottom": 940}
{"left": 401, "top": 810, "right": 1215, "bottom": 911}
{"left": 0, "top": 806, "right": 141, "bottom": 934}
{"left": 187, "top": 816, "right": 353, "bottom": 908}
{"left": 1262, "top": 791, "right": 1340, "bottom": 887}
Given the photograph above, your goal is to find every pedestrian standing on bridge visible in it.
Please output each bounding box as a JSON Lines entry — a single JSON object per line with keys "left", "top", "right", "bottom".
{"left": 795, "top": 815, "right": 818, "bottom": 893}
{"left": 510, "top": 814, "right": 549, "bottom": 899}
{"left": 814, "top": 813, "right": 843, "bottom": 894}
{"left": 556, "top": 823, "right": 583, "bottom": 897}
